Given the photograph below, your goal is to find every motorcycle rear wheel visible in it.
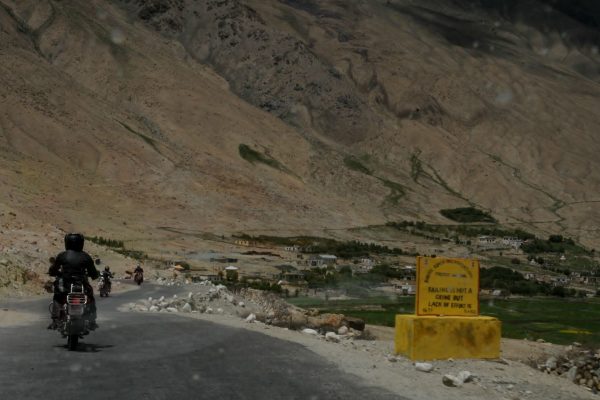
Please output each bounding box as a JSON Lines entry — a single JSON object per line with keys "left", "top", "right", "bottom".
{"left": 67, "top": 334, "right": 79, "bottom": 351}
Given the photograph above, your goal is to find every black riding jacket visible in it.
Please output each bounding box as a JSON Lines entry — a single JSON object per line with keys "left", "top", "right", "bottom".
{"left": 49, "top": 250, "right": 99, "bottom": 281}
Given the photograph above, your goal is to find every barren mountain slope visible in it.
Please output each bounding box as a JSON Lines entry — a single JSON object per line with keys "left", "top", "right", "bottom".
{"left": 1, "top": 0, "right": 600, "bottom": 247}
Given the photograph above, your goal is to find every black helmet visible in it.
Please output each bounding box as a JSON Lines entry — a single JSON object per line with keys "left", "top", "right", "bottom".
{"left": 104, "top": 266, "right": 110, "bottom": 272}
{"left": 64, "top": 233, "right": 85, "bottom": 251}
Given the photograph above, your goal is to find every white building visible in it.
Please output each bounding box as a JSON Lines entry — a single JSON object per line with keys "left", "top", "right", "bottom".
{"left": 502, "top": 237, "right": 524, "bottom": 249}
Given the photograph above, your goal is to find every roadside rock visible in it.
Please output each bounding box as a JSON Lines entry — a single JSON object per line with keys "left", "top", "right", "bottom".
{"left": 442, "top": 371, "right": 473, "bottom": 387}
{"left": 415, "top": 362, "right": 434, "bottom": 373}
{"left": 307, "top": 313, "right": 345, "bottom": 331}
{"left": 545, "top": 356, "right": 558, "bottom": 370}
{"left": 344, "top": 316, "right": 365, "bottom": 331}
{"left": 245, "top": 313, "right": 256, "bottom": 323}
{"left": 338, "top": 326, "right": 349, "bottom": 335}
{"left": 443, "top": 374, "right": 461, "bottom": 387}
{"left": 181, "top": 303, "right": 192, "bottom": 313}
{"left": 302, "top": 328, "right": 319, "bottom": 336}
{"left": 325, "top": 332, "right": 340, "bottom": 343}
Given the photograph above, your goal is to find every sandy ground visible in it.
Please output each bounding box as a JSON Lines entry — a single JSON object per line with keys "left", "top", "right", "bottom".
{"left": 120, "top": 282, "right": 596, "bottom": 400}
{"left": 151, "top": 311, "right": 594, "bottom": 400}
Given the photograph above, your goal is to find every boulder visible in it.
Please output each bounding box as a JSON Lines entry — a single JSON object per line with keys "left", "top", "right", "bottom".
{"left": 545, "top": 356, "right": 558, "bottom": 370}
{"left": 287, "top": 310, "right": 309, "bottom": 330}
{"left": 442, "top": 371, "right": 473, "bottom": 387}
{"left": 307, "top": 313, "right": 345, "bottom": 330}
{"left": 415, "top": 363, "right": 434, "bottom": 373}
{"left": 302, "top": 328, "right": 319, "bottom": 336}
{"left": 166, "top": 307, "right": 178, "bottom": 313}
{"left": 442, "top": 375, "right": 460, "bottom": 387}
{"left": 343, "top": 316, "right": 365, "bottom": 331}
{"left": 567, "top": 367, "right": 578, "bottom": 382}
{"left": 457, "top": 371, "right": 474, "bottom": 383}
{"left": 338, "top": 326, "right": 349, "bottom": 335}
{"left": 245, "top": 313, "right": 256, "bottom": 323}
{"left": 181, "top": 303, "right": 192, "bottom": 313}
{"left": 325, "top": 332, "right": 340, "bottom": 343}
{"left": 149, "top": 305, "right": 159, "bottom": 312}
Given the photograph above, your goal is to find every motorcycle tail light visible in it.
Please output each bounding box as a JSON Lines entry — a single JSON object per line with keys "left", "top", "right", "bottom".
{"left": 67, "top": 293, "right": 87, "bottom": 305}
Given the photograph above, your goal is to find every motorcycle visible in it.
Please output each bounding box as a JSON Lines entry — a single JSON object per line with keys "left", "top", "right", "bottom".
{"left": 97, "top": 276, "right": 111, "bottom": 297}
{"left": 134, "top": 271, "right": 143, "bottom": 285}
{"left": 49, "top": 280, "right": 90, "bottom": 351}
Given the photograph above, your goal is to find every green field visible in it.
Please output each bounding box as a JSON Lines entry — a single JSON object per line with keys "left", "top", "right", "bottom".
{"left": 287, "top": 296, "right": 600, "bottom": 346}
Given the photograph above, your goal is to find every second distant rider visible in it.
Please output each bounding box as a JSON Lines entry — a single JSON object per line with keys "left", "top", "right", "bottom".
{"left": 100, "top": 266, "right": 114, "bottom": 292}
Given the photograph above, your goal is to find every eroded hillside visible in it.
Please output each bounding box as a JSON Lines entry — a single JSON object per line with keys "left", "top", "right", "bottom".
{"left": 1, "top": 0, "right": 599, "bottom": 247}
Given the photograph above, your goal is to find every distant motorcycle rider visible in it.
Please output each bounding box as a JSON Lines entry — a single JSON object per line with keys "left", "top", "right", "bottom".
{"left": 48, "top": 233, "right": 99, "bottom": 330}
{"left": 100, "top": 266, "right": 114, "bottom": 291}
{"left": 133, "top": 264, "right": 144, "bottom": 285}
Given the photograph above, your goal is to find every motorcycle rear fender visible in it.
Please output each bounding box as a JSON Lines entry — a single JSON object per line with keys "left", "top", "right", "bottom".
{"left": 66, "top": 318, "right": 86, "bottom": 335}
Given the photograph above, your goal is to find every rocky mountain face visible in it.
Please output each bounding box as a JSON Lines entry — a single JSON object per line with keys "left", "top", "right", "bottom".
{"left": 0, "top": 0, "right": 599, "bottom": 247}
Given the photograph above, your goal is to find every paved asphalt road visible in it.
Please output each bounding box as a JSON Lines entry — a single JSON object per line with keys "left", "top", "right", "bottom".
{"left": 0, "top": 282, "right": 404, "bottom": 400}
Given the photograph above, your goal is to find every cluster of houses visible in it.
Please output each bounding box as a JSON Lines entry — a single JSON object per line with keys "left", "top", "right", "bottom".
{"left": 477, "top": 236, "right": 524, "bottom": 249}
{"left": 523, "top": 272, "right": 599, "bottom": 286}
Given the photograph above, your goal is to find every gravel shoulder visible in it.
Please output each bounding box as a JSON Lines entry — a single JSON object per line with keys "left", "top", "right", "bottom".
{"left": 122, "top": 281, "right": 598, "bottom": 400}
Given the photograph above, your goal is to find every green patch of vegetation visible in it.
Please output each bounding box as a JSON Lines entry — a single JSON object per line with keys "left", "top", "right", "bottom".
{"left": 86, "top": 236, "right": 124, "bottom": 248}
{"left": 234, "top": 234, "right": 415, "bottom": 258}
{"left": 521, "top": 235, "right": 588, "bottom": 255}
{"left": 114, "top": 248, "right": 146, "bottom": 260}
{"left": 410, "top": 152, "right": 424, "bottom": 182}
{"left": 386, "top": 220, "right": 533, "bottom": 241}
{"left": 378, "top": 178, "right": 406, "bottom": 205}
{"left": 429, "top": 167, "right": 467, "bottom": 200}
{"left": 238, "top": 144, "right": 285, "bottom": 171}
{"left": 117, "top": 120, "right": 160, "bottom": 153}
{"left": 343, "top": 155, "right": 372, "bottom": 175}
{"left": 440, "top": 207, "right": 496, "bottom": 223}
{"left": 480, "top": 266, "right": 552, "bottom": 296}
{"left": 290, "top": 296, "right": 600, "bottom": 346}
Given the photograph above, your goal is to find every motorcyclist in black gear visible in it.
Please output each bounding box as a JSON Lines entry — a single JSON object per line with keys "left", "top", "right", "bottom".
{"left": 48, "top": 233, "right": 99, "bottom": 330}
{"left": 100, "top": 266, "right": 114, "bottom": 292}
{"left": 134, "top": 264, "right": 144, "bottom": 274}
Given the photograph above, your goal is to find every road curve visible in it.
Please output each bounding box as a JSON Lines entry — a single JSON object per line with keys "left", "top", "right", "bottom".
{"left": 0, "top": 282, "right": 404, "bottom": 400}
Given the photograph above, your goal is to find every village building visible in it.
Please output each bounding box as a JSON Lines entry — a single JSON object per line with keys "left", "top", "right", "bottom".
{"left": 477, "top": 235, "right": 498, "bottom": 248}
{"left": 552, "top": 275, "right": 570, "bottom": 286}
{"left": 390, "top": 279, "right": 416, "bottom": 295}
{"left": 502, "top": 237, "right": 524, "bottom": 249}
{"left": 308, "top": 254, "right": 337, "bottom": 267}
{"left": 351, "top": 264, "right": 373, "bottom": 274}
{"left": 283, "top": 245, "right": 301, "bottom": 252}
{"left": 273, "top": 265, "right": 306, "bottom": 283}
{"left": 234, "top": 239, "right": 257, "bottom": 247}
{"left": 524, "top": 272, "right": 536, "bottom": 280}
